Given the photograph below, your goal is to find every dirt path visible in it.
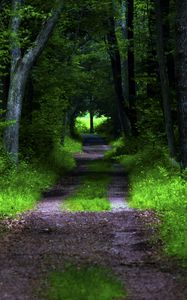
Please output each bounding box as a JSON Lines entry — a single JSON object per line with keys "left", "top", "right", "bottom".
{"left": 0, "top": 135, "right": 186, "bottom": 300}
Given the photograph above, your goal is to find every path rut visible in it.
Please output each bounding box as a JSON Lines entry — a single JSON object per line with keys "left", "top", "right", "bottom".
{"left": 0, "top": 135, "right": 186, "bottom": 300}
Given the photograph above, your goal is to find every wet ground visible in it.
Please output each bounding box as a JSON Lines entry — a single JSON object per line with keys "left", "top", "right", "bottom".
{"left": 0, "top": 135, "right": 186, "bottom": 300}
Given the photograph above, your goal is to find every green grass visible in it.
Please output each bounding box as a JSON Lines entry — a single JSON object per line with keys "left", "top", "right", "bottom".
{"left": 63, "top": 136, "right": 82, "bottom": 153}
{"left": 42, "top": 265, "right": 127, "bottom": 300}
{"left": 0, "top": 137, "right": 80, "bottom": 217}
{"left": 115, "top": 143, "right": 187, "bottom": 262}
{"left": 76, "top": 114, "right": 107, "bottom": 134}
{"left": 62, "top": 161, "right": 111, "bottom": 212}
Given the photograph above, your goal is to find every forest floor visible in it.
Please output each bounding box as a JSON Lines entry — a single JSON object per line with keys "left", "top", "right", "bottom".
{"left": 0, "top": 135, "right": 187, "bottom": 300}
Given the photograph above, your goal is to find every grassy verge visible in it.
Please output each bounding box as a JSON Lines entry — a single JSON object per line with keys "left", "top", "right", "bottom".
{"left": 63, "top": 136, "right": 82, "bottom": 153}
{"left": 62, "top": 161, "right": 111, "bottom": 212}
{"left": 0, "top": 137, "right": 82, "bottom": 217}
{"left": 42, "top": 265, "right": 127, "bottom": 300}
{"left": 112, "top": 141, "right": 187, "bottom": 263}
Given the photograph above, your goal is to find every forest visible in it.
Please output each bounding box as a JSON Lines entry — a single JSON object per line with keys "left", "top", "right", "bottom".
{"left": 0, "top": 0, "right": 187, "bottom": 299}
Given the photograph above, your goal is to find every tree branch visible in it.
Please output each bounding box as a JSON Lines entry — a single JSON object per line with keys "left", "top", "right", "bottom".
{"left": 22, "top": 3, "right": 63, "bottom": 68}
{"left": 11, "top": 0, "right": 23, "bottom": 77}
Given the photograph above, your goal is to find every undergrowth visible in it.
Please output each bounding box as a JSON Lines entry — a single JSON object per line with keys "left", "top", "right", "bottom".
{"left": 0, "top": 137, "right": 81, "bottom": 217}
{"left": 110, "top": 138, "right": 187, "bottom": 263}
{"left": 42, "top": 265, "right": 127, "bottom": 300}
{"left": 63, "top": 136, "right": 82, "bottom": 154}
{"left": 62, "top": 161, "right": 111, "bottom": 212}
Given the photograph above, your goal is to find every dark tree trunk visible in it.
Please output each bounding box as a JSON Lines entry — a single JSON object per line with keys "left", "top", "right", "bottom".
{"left": 4, "top": 1, "right": 63, "bottom": 163}
{"left": 61, "top": 112, "right": 68, "bottom": 145}
{"left": 161, "top": 0, "right": 176, "bottom": 89}
{"left": 69, "top": 111, "right": 77, "bottom": 138}
{"left": 127, "top": 0, "right": 137, "bottom": 134}
{"left": 0, "top": 79, "right": 4, "bottom": 113}
{"left": 90, "top": 110, "right": 94, "bottom": 134}
{"left": 147, "top": 0, "right": 159, "bottom": 98}
{"left": 119, "top": 0, "right": 129, "bottom": 103}
{"left": 127, "top": 0, "right": 135, "bottom": 99}
{"left": 107, "top": 16, "right": 131, "bottom": 136}
{"left": 155, "top": 0, "right": 175, "bottom": 157}
{"left": 176, "top": 0, "right": 187, "bottom": 167}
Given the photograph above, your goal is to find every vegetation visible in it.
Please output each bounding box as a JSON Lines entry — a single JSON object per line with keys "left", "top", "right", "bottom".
{"left": 42, "top": 265, "right": 127, "bottom": 300}
{"left": 0, "top": 137, "right": 81, "bottom": 217}
{"left": 0, "top": 0, "right": 187, "bottom": 265}
{"left": 62, "top": 161, "right": 111, "bottom": 212}
{"left": 76, "top": 114, "right": 108, "bottom": 134}
{"left": 109, "top": 138, "right": 187, "bottom": 262}
{"left": 63, "top": 136, "right": 82, "bottom": 154}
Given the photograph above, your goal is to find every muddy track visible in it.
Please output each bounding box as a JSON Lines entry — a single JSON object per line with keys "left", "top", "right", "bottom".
{"left": 0, "top": 135, "right": 186, "bottom": 300}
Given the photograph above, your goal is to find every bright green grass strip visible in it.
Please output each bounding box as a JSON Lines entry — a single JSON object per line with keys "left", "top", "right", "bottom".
{"left": 62, "top": 161, "right": 111, "bottom": 212}
{"left": 118, "top": 146, "right": 187, "bottom": 262}
{"left": 42, "top": 266, "right": 127, "bottom": 300}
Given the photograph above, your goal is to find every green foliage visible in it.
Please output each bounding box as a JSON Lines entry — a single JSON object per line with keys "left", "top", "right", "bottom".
{"left": 117, "top": 144, "right": 187, "bottom": 262}
{"left": 75, "top": 118, "right": 90, "bottom": 134}
{"left": 0, "top": 161, "right": 55, "bottom": 217}
{"left": 0, "top": 137, "right": 80, "bottom": 217}
{"left": 42, "top": 265, "right": 126, "bottom": 300}
{"left": 76, "top": 114, "right": 108, "bottom": 134}
{"left": 62, "top": 161, "right": 111, "bottom": 212}
{"left": 63, "top": 136, "right": 82, "bottom": 153}
{"left": 105, "top": 136, "right": 139, "bottom": 159}
{"left": 47, "top": 141, "right": 76, "bottom": 175}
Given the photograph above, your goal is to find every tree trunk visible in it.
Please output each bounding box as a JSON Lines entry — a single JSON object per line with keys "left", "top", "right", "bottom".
{"left": 61, "top": 112, "right": 68, "bottom": 145}
{"left": 155, "top": 0, "right": 175, "bottom": 157}
{"left": 69, "top": 111, "right": 77, "bottom": 138}
{"left": 4, "top": 64, "right": 28, "bottom": 159}
{"left": 107, "top": 16, "right": 131, "bottom": 136}
{"left": 90, "top": 110, "right": 94, "bottom": 134}
{"left": 176, "top": 0, "right": 187, "bottom": 167}
{"left": 146, "top": 0, "right": 159, "bottom": 98}
{"left": 127, "top": 0, "right": 135, "bottom": 99}
{"left": 4, "top": 1, "right": 63, "bottom": 163}
{"left": 119, "top": 0, "right": 129, "bottom": 103}
{"left": 127, "top": 0, "right": 137, "bottom": 134}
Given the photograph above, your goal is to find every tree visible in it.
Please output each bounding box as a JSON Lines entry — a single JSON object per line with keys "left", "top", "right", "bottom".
{"left": 127, "top": 0, "right": 136, "bottom": 134}
{"left": 118, "top": 0, "right": 129, "bottom": 103}
{"left": 176, "top": 0, "right": 187, "bottom": 167}
{"left": 107, "top": 13, "right": 131, "bottom": 135}
{"left": 155, "top": 0, "right": 175, "bottom": 157}
{"left": 4, "top": 0, "right": 63, "bottom": 163}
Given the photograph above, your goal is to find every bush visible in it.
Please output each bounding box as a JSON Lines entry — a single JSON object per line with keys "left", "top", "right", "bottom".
{"left": 105, "top": 136, "right": 139, "bottom": 160}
